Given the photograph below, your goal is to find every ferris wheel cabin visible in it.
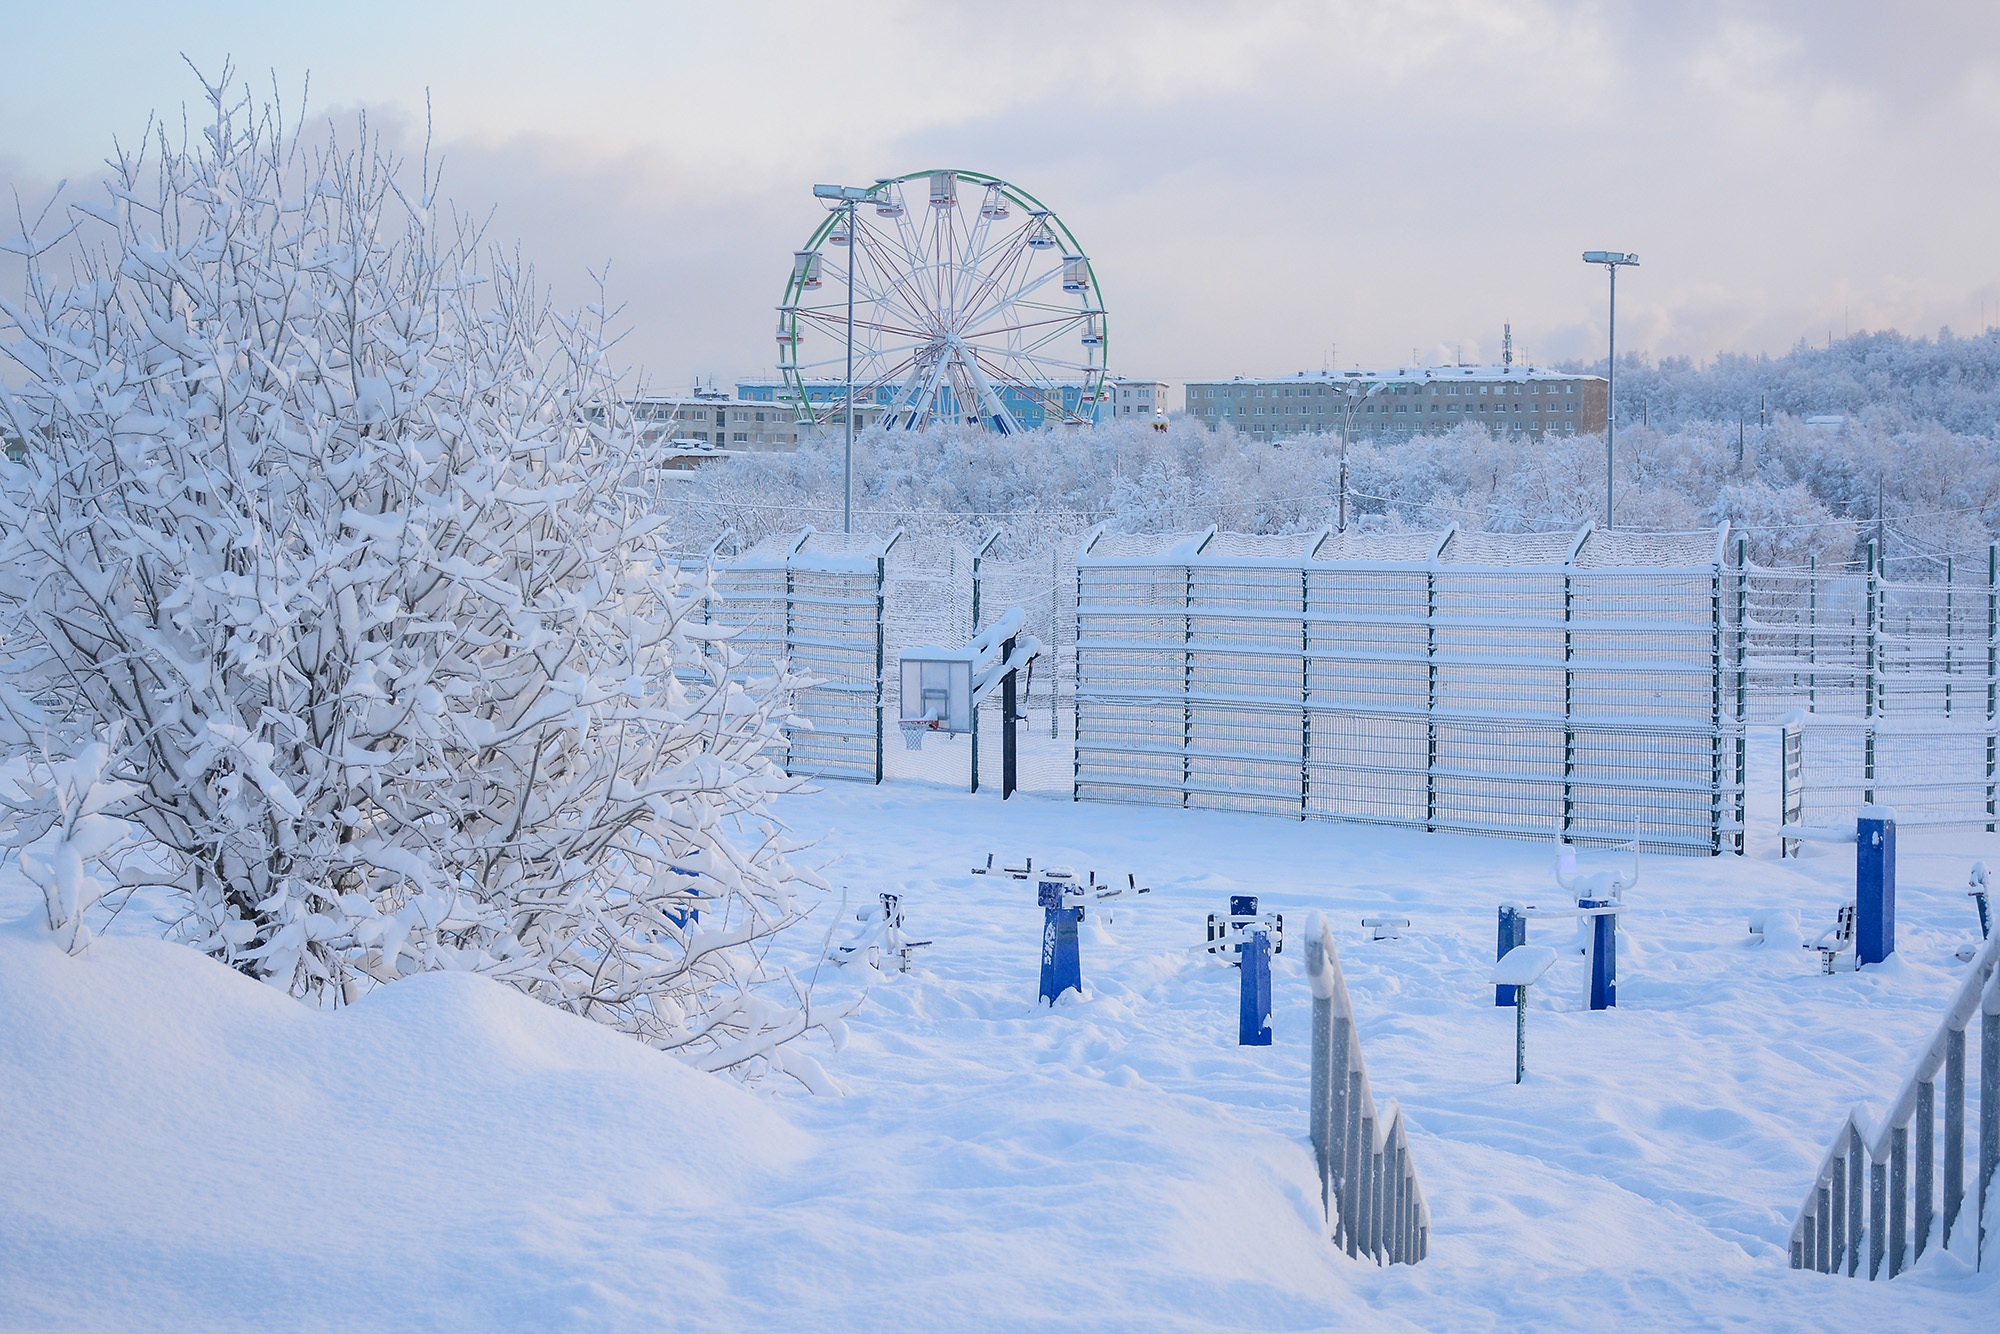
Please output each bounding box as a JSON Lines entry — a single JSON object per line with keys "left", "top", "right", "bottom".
{"left": 1062, "top": 256, "right": 1091, "bottom": 293}
{"left": 791, "top": 251, "right": 822, "bottom": 290}
{"left": 929, "top": 171, "right": 957, "bottom": 209}
{"left": 1025, "top": 211, "right": 1056, "bottom": 249}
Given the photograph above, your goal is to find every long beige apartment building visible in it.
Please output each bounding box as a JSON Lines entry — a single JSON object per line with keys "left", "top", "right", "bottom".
{"left": 1185, "top": 366, "right": 1608, "bottom": 442}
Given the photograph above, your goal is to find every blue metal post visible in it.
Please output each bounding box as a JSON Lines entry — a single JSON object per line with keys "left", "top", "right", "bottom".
{"left": 1856, "top": 810, "right": 1896, "bottom": 966}
{"left": 1037, "top": 875, "right": 1083, "bottom": 1004}
{"left": 1239, "top": 929, "right": 1272, "bottom": 1046}
{"left": 1580, "top": 898, "right": 1616, "bottom": 1010}
{"left": 1495, "top": 904, "right": 1528, "bottom": 1006}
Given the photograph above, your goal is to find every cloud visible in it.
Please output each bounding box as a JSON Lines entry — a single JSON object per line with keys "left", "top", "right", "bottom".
{"left": 3, "top": 1, "right": 1998, "bottom": 393}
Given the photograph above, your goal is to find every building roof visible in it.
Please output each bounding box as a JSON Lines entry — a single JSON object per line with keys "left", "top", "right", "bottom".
{"left": 1188, "top": 366, "right": 1602, "bottom": 386}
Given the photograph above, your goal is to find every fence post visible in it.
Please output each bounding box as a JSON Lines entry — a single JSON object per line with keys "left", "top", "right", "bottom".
{"left": 1183, "top": 559, "right": 1194, "bottom": 808}
{"left": 1563, "top": 559, "right": 1574, "bottom": 836}
{"left": 1736, "top": 535, "right": 1748, "bottom": 853}
{"left": 1426, "top": 564, "right": 1438, "bottom": 833}
{"left": 1301, "top": 564, "right": 1311, "bottom": 819}
{"left": 971, "top": 539, "right": 984, "bottom": 794}
{"left": 1988, "top": 542, "right": 1996, "bottom": 832}
{"left": 1866, "top": 539, "right": 1878, "bottom": 805}
{"left": 874, "top": 549, "right": 887, "bottom": 784}
{"left": 1808, "top": 553, "right": 1818, "bottom": 712}
{"left": 1711, "top": 548, "right": 1724, "bottom": 854}
{"left": 1947, "top": 555, "right": 1955, "bottom": 719}
{"left": 1074, "top": 554, "right": 1085, "bottom": 803}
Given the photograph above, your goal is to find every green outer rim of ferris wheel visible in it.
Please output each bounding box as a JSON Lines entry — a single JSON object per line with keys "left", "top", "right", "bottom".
{"left": 776, "top": 169, "right": 1108, "bottom": 428}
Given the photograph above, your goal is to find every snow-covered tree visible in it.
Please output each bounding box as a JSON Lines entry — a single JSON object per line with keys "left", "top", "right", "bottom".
{"left": 0, "top": 71, "right": 840, "bottom": 1088}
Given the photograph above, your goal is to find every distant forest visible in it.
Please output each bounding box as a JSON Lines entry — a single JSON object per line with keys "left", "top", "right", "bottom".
{"left": 1563, "top": 327, "right": 2000, "bottom": 435}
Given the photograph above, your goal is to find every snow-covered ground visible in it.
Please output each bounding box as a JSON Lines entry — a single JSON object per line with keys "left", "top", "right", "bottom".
{"left": 2, "top": 731, "right": 1994, "bottom": 1331}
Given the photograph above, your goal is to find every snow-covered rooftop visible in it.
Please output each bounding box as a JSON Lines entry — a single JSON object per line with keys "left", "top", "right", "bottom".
{"left": 1187, "top": 366, "right": 1601, "bottom": 386}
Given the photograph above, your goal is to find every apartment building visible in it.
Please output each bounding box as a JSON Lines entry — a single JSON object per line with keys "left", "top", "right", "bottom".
{"left": 737, "top": 378, "right": 1106, "bottom": 430}
{"left": 1184, "top": 367, "right": 1608, "bottom": 442}
{"left": 1106, "top": 378, "right": 1169, "bottom": 421}
{"left": 624, "top": 391, "right": 804, "bottom": 452}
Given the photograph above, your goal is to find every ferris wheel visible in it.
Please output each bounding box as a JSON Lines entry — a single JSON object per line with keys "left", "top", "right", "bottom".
{"left": 777, "top": 170, "right": 1107, "bottom": 433}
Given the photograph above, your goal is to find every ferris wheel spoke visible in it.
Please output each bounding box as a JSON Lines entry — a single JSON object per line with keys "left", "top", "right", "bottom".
{"left": 954, "top": 226, "right": 1038, "bottom": 326}
{"left": 958, "top": 309, "right": 1086, "bottom": 341}
{"left": 795, "top": 309, "right": 931, "bottom": 343}
{"left": 785, "top": 171, "right": 1102, "bottom": 429}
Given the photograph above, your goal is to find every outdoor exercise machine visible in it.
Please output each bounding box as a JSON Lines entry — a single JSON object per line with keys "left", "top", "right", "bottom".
{"left": 1495, "top": 835, "right": 1637, "bottom": 1012}
{"left": 1191, "top": 895, "right": 1285, "bottom": 1046}
{"left": 833, "top": 892, "right": 933, "bottom": 974}
{"left": 1781, "top": 806, "right": 1898, "bottom": 969}
{"left": 899, "top": 607, "right": 1041, "bottom": 799}
{"left": 1036, "top": 867, "right": 1086, "bottom": 1005}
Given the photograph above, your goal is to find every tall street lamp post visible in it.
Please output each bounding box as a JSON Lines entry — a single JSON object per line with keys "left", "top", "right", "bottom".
{"left": 815, "top": 183, "right": 874, "bottom": 533}
{"left": 1582, "top": 250, "right": 1639, "bottom": 529}
{"left": 1335, "top": 378, "right": 1385, "bottom": 532}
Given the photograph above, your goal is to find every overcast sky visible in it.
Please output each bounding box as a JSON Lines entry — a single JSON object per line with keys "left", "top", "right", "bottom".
{"left": 6, "top": 1, "right": 1999, "bottom": 393}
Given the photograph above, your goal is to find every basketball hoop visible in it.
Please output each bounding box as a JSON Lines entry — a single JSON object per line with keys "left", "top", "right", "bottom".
{"left": 899, "top": 719, "right": 933, "bottom": 751}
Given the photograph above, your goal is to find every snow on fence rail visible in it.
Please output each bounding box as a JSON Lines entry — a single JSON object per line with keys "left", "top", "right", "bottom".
{"left": 1790, "top": 930, "right": 2000, "bottom": 1276}
{"left": 1073, "top": 523, "right": 1744, "bottom": 855}
{"left": 1306, "top": 915, "right": 1430, "bottom": 1264}
{"left": 1752, "top": 540, "right": 1999, "bottom": 831}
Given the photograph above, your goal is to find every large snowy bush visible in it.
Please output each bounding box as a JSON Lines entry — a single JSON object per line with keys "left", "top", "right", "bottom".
{"left": 0, "top": 75, "right": 839, "bottom": 1087}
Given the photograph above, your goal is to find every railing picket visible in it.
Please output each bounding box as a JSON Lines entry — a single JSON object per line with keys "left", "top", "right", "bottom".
{"left": 1848, "top": 1125, "right": 1865, "bottom": 1276}
{"left": 1816, "top": 1183, "right": 1832, "bottom": 1271}
{"left": 1982, "top": 1006, "right": 1999, "bottom": 1267}
{"left": 1369, "top": 1145, "right": 1385, "bottom": 1263}
{"left": 1945, "top": 1028, "right": 1966, "bottom": 1247}
{"left": 1889, "top": 1125, "right": 1908, "bottom": 1276}
{"left": 1829, "top": 1154, "right": 1846, "bottom": 1273}
{"left": 1870, "top": 1159, "right": 1887, "bottom": 1279}
{"left": 1305, "top": 917, "right": 1430, "bottom": 1267}
{"left": 1915, "top": 1080, "right": 1934, "bottom": 1260}
{"left": 1344, "top": 1070, "right": 1363, "bottom": 1258}
{"left": 1358, "top": 1114, "right": 1375, "bottom": 1260}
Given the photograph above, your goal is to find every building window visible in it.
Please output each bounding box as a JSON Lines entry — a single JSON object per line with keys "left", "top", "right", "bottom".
{"left": 733, "top": 432, "right": 747, "bottom": 442}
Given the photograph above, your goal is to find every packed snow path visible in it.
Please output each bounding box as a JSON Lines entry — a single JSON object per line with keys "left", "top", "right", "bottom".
{"left": 1, "top": 735, "right": 1993, "bottom": 1330}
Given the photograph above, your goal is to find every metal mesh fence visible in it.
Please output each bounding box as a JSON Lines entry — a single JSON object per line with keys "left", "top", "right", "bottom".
{"left": 1784, "top": 718, "right": 1997, "bottom": 829}
{"left": 1750, "top": 541, "right": 1999, "bottom": 829}
{"left": 1074, "top": 525, "right": 1739, "bottom": 855}
{"left": 701, "top": 531, "right": 886, "bottom": 783}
